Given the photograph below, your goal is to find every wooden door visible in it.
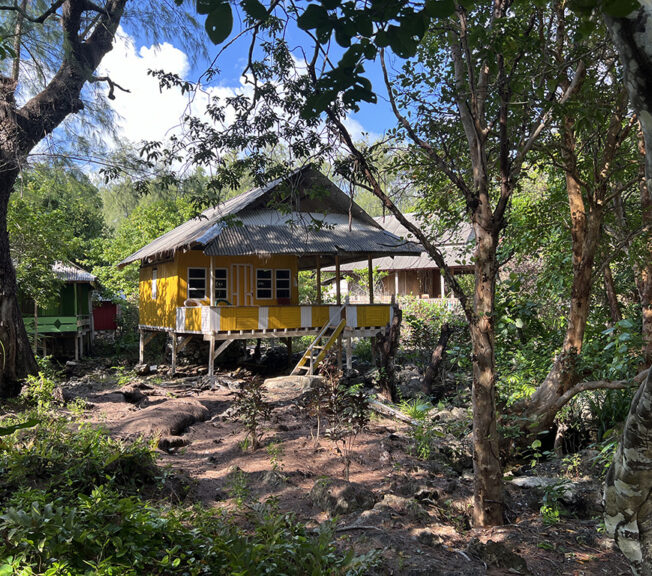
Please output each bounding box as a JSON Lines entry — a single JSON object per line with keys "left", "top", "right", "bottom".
{"left": 231, "top": 264, "right": 253, "bottom": 306}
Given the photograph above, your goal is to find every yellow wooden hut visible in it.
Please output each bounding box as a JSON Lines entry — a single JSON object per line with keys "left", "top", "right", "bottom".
{"left": 119, "top": 166, "right": 419, "bottom": 376}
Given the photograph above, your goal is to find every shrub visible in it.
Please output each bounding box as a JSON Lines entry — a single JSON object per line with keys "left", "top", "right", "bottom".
{"left": 0, "top": 416, "right": 373, "bottom": 575}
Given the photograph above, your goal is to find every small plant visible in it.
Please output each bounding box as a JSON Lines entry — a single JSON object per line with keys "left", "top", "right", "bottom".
{"left": 113, "top": 365, "right": 136, "bottom": 387}
{"left": 399, "top": 397, "right": 433, "bottom": 420}
{"left": 227, "top": 467, "right": 251, "bottom": 508}
{"left": 266, "top": 440, "right": 285, "bottom": 473}
{"left": 231, "top": 380, "right": 271, "bottom": 451}
{"left": 22, "top": 372, "right": 58, "bottom": 413}
{"left": 302, "top": 376, "right": 332, "bottom": 443}
{"left": 319, "top": 357, "right": 370, "bottom": 480}
{"left": 562, "top": 453, "right": 582, "bottom": 479}
{"left": 409, "top": 420, "right": 444, "bottom": 460}
{"left": 540, "top": 480, "right": 570, "bottom": 525}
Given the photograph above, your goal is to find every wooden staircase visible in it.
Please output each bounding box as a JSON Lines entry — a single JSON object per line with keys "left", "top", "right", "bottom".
{"left": 291, "top": 314, "right": 346, "bottom": 376}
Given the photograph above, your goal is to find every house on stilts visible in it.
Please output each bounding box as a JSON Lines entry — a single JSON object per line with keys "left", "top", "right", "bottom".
{"left": 119, "top": 166, "right": 420, "bottom": 376}
{"left": 20, "top": 262, "right": 96, "bottom": 360}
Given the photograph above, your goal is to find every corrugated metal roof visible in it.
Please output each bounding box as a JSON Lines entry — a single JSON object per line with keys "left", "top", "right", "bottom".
{"left": 53, "top": 261, "right": 96, "bottom": 283}
{"left": 204, "top": 220, "right": 419, "bottom": 257}
{"left": 326, "top": 213, "right": 474, "bottom": 272}
{"left": 119, "top": 166, "right": 418, "bottom": 267}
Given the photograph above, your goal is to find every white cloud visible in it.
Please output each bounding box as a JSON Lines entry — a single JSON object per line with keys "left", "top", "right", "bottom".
{"left": 98, "top": 29, "right": 379, "bottom": 156}
{"left": 98, "top": 30, "right": 239, "bottom": 145}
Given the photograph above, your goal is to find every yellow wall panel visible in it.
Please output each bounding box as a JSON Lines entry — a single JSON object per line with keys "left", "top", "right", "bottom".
{"left": 139, "top": 261, "right": 178, "bottom": 329}
{"left": 357, "top": 305, "right": 390, "bottom": 327}
{"left": 312, "top": 305, "right": 330, "bottom": 328}
{"left": 268, "top": 306, "right": 301, "bottom": 329}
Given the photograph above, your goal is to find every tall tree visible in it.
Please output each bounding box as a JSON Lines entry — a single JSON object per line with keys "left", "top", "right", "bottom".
{"left": 601, "top": 3, "right": 652, "bottom": 573}
{"left": 0, "top": 0, "right": 199, "bottom": 396}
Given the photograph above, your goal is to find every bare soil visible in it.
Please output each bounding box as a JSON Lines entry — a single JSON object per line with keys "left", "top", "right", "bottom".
{"left": 61, "top": 360, "right": 629, "bottom": 576}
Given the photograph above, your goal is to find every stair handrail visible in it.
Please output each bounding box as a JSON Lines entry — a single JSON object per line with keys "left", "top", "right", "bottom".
{"left": 303, "top": 304, "right": 346, "bottom": 355}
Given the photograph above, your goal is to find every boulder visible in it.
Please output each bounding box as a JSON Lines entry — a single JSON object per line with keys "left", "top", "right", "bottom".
{"left": 310, "top": 478, "right": 376, "bottom": 516}
{"left": 134, "top": 363, "right": 150, "bottom": 376}
{"left": 115, "top": 398, "right": 209, "bottom": 438}
{"left": 264, "top": 375, "right": 324, "bottom": 403}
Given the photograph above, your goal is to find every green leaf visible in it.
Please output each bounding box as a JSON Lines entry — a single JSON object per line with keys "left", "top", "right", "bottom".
{"left": 241, "top": 0, "right": 268, "bottom": 20}
{"left": 0, "top": 419, "right": 39, "bottom": 436}
{"left": 297, "top": 4, "right": 329, "bottom": 30}
{"left": 205, "top": 2, "right": 233, "bottom": 44}
{"left": 425, "top": 0, "right": 456, "bottom": 18}
{"left": 603, "top": 0, "right": 639, "bottom": 18}
{"left": 515, "top": 318, "right": 524, "bottom": 329}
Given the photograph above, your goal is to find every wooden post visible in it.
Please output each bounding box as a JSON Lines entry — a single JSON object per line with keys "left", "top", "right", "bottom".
{"left": 74, "top": 335, "right": 79, "bottom": 361}
{"left": 440, "top": 270, "right": 445, "bottom": 298}
{"left": 367, "top": 256, "right": 374, "bottom": 304}
{"left": 335, "top": 254, "right": 341, "bottom": 305}
{"left": 345, "top": 336, "right": 352, "bottom": 372}
{"left": 33, "top": 302, "right": 38, "bottom": 355}
{"left": 316, "top": 255, "right": 322, "bottom": 305}
{"left": 337, "top": 335, "right": 343, "bottom": 371}
{"left": 139, "top": 330, "right": 145, "bottom": 364}
{"left": 208, "top": 336, "right": 215, "bottom": 378}
{"left": 88, "top": 289, "right": 95, "bottom": 345}
{"left": 394, "top": 270, "right": 399, "bottom": 296}
{"left": 171, "top": 333, "right": 177, "bottom": 375}
{"left": 209, "top": 255, "right": 215, "bottom": 307}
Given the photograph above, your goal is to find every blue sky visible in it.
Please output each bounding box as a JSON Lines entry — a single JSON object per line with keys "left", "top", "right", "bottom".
{"left": 102, "top": 17, "right": 399, "bottom": 148}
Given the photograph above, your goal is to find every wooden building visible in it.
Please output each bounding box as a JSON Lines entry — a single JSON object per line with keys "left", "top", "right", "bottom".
{"left": 21, "top": 262, "right": 95, "bottom": 359}
{"left": 331, "top": 213, "right": 474, "bottom": 302}
{"left": 119, "top": 166, "right": 420, "bottom": 375}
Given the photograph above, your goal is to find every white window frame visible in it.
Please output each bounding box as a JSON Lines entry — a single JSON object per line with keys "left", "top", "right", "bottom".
{"left": 214, "top": 268, "right": 229, "bottom": 301}
{"left": 187, "top": 267, "right": 207, "bottom": 300}
{"left": 256, "top": 269, "right": 273, "bottom": 300}
{"left": 151, "top": 268, "right": 158, "bottom": 300}
{"left": 275, "top": 269, "right": 291, "bottom": 300}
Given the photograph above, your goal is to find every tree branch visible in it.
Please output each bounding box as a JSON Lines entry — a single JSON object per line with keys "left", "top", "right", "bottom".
{"left": 0, "top": 0, "right": 64, "bottom": 23}
{"left": 553, "top": 368, "right": 650, "bottom": 414}
{"left": 89, "top": 75, "right": 130, "bottom": 100}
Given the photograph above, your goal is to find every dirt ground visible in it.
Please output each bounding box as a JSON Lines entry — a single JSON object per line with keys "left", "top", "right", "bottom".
{"left": 59, "top": 359, "right": 630, "bottom": 576}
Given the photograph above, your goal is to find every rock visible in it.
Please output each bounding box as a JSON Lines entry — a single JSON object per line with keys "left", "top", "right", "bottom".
{"left": 265, "top": 375, "right": 324, "bottom": 402}
{"left": 158, "top": 436, "right": 189, "bottom": 452}
{"left": 122, "top": 385, "right": 147, "bottom": 404}
{"left": 510, "top": 475, "right": 601, "bottom": 518}
{"left": 52, "top": 386, "right": 74, "bottom": 404}
{"left": 310, "top": 478, "right": 376, "bottom": 516}
{"left": 438, "top": 435, "right": 473, "bottom": 473}
{"left": 466, "top": 538, "right": 531, "bottom": 574}
{"left": 134, "top": 363, "right": 150, "bottom": 376}
{"left": 412, "top": 528, "right": 443, "bottom": 548}
{"left": 375, "top": 494, "right": 430, "bottom": 522}
{"left": 115, "top": 398, "right": 209, "bottom": 438}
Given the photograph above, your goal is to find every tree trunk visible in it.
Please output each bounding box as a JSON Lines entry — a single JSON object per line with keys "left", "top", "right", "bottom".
{"left": 0, "top": 169, "right": 37, "bottom": 397}
{"left": 636, "top": 129, "right": 652, "bottom": 367}
{"left": 470, "top": 219, "right": 503, "bottom": 527}
{"left": 604, "top": 264, "right": 622, "bottom": 325}
{"left": 517, "top": 115, "right": 604, "bottom": 437}
{"left": 373, "top": 304, "right": 401, "bottom": 402}
{"left": 0, "top": 0, "right": 127, "bottom": 397}
{"left": 603, "top": 8, "right": 652, "bottom": 574}
{"left": 604, "top": 369, "right": 652, "bottom": 576}
{"left": 422, "top": 322, "right": 452, "bottom": 400}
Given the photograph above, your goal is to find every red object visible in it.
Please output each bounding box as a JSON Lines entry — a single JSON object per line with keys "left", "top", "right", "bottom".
{"left": 93, "top": 302, "right": 118, "bottom": 331}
